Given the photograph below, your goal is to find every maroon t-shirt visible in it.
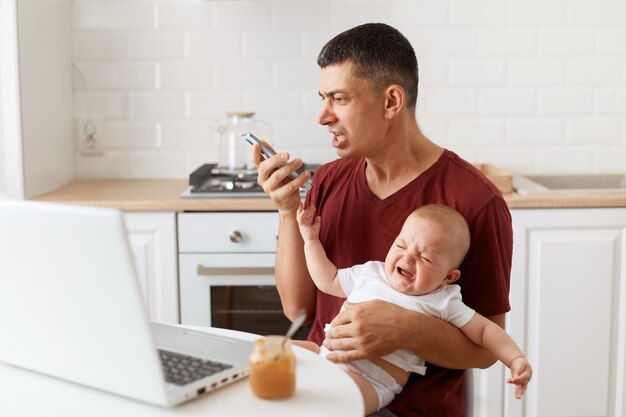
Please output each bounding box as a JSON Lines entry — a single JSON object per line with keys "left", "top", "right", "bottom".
{"left": 304, "top": 150, "right": 513, "bottom": 417}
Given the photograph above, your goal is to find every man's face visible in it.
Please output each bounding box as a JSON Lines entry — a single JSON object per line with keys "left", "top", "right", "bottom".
{"left": 317, "top": 62, "right": 388, "bottom": 158}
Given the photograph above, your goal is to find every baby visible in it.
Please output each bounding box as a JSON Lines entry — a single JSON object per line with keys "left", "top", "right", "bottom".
{"left": 296, "top": 203, "right": 532, "bottom": 415}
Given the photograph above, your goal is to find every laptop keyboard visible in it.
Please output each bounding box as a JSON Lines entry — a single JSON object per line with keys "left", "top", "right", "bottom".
{"left": 158, "top": 350, "right": 233, "bottom": 386}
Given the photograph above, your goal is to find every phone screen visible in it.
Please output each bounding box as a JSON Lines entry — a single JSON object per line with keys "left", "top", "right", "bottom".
{"left": 242, "top": 132, "right": 312, "bottom": 190}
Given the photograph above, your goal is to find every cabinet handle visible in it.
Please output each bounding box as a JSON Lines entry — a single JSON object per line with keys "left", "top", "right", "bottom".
{"left": 197, "top": 265, "right": 275, "bottom": 276}
{"left": 229, "top": 230, "right": 243, "bottom": 243}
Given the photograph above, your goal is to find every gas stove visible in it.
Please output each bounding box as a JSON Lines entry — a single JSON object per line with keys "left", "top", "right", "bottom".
{"left": 180, "top": 163, "right": 317, "bottom": 198}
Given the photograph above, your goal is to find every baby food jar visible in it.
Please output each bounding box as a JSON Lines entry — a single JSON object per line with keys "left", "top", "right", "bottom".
{"left": 249, "top": 335, "right": 296, "bottom": 399}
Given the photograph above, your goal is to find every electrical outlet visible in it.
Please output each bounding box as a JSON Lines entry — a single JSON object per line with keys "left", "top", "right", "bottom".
{"left": 77, "top": 118, "right": 103, "bottom": 155}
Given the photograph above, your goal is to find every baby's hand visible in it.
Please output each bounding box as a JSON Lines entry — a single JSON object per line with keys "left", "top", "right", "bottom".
{"left": 296, "top": 203, "right": 321, "bottom": 242}
{"left": 507, "top": 357, "right": 532, "bottom": 399}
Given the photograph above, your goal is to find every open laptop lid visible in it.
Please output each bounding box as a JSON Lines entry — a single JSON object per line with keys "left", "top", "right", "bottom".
{"left": 0, "top": 200, "right": 169, "bottom": 405}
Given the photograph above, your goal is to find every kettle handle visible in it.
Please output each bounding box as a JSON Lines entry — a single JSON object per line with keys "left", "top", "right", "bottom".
{"left": 250, "top": 119, "right": 274, "bottom": 142}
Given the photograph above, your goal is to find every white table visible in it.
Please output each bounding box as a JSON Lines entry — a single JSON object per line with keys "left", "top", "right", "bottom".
{"left": 0, "top": 327, "right": 363, "bottom": 417}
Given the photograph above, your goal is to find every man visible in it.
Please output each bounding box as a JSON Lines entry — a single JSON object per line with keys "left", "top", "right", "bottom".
{"left": 252, "top": 23, "right": 512, "bottom": 416}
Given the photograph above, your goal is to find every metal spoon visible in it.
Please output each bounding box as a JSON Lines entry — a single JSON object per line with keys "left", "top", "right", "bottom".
{"left": 283, "top": 308, "right": 307, "bottom": 346}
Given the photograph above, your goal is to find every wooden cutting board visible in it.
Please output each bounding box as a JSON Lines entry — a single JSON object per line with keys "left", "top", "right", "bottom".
{"left": 474, "top": 163, "right": 514, "bottom": 194}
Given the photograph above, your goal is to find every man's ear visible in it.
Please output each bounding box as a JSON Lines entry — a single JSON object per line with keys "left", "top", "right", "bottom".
{"left": 383, "top": 84, "right": 405, "bottom": 119}
{"left": 443, "top": 269, "right": 461, "bottom": 285}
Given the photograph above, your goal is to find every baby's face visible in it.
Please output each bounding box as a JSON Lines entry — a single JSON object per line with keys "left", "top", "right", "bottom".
{"left": 384, "top": 215, "right": 459, "bottom": 296}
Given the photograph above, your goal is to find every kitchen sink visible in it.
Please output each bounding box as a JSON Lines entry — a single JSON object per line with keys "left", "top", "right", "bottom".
{"left": 513, "top": 173, "right": 626, "bottom": 195}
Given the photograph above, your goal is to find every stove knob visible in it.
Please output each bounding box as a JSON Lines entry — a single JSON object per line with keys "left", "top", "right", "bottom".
{"left": 229, "top": 230, "right": 243, "bottom": 243}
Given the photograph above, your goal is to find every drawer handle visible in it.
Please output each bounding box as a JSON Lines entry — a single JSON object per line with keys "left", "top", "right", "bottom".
{"left": 229, "top": 230, "right": 243, "bottom": 243}
{"left": 197, "top": 266, "right": 275, "bottom": 276}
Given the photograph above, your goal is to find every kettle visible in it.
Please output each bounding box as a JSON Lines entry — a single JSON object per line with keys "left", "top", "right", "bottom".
{"left": 209, "top": 112, "right": 272, "bottom": 170}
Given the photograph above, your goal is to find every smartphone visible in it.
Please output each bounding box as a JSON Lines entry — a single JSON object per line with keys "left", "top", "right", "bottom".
{"left": 242, "top": 132, "right": 312, "bottom": 190}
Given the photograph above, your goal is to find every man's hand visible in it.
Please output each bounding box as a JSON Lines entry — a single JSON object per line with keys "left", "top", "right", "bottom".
{"left": 251, "top": 143, "right": 311, "bottom": 214}
{"left": 322, "top": 300, "right": 413, "bottom": 363}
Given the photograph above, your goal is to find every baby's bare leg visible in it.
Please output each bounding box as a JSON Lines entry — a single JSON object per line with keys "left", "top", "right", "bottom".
{"left": 346, "top": 370, "right": 380, "bottom": 416}
{"left": 292, "top": 340, "right": 320, "bottom": 353}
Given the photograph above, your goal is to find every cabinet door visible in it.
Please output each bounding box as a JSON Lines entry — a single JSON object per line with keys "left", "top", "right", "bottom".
{"left": 123, "top": 212, "right": 178, "bottom": 324}
{"left": 508, "top": 208, "right": 626, "bottom": 417}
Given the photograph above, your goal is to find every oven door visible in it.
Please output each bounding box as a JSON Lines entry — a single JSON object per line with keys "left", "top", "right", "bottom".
{"left": 179, "top": 253, "right": 310, "bottom": 338}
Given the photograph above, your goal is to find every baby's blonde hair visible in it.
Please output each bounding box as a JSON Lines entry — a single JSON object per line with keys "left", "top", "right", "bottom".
{"left": 407, "top": 204, "right": 471, "bottom": 267}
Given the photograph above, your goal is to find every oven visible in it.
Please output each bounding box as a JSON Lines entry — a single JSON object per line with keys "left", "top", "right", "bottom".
{"left": 177, "top": 211, "right": 310, "bottom": 339}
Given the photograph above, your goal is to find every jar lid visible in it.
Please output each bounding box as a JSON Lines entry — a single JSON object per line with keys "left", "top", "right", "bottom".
{"left": 226, "top": 111, "right": 256, "bottom": 118}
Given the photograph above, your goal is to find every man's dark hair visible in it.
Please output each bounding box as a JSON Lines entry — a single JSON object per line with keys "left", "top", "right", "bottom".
{"left": 317, "top": 23, "right": 419, "bottom": 111}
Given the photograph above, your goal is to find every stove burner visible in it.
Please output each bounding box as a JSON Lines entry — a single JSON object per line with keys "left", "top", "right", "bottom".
{"left": 184, "top": 163, "right": 319, "bottom": 198}
{"left": 189, "top": 163, "right": 262, "bottom": 194}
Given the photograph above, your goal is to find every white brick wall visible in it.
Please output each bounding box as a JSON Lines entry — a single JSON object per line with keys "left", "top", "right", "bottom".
{"left": 72, "top": 0, "right": 626, "bottom": 179}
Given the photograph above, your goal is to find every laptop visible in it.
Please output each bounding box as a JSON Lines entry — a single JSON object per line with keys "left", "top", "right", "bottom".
{"left": 0, "top": 199, "right": 253, "bottom": 407}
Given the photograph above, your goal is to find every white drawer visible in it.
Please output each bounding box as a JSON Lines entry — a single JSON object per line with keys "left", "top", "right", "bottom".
{"left": 178, "top": 212, "right": 278, "bottom": 253}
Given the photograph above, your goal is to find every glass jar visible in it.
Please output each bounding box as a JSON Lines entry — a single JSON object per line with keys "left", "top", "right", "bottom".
{"left": 212, "top": 112, "right": 272, "bottom": 170}
{"left": 249, "top": 335, "right": 296, "bottom": 399}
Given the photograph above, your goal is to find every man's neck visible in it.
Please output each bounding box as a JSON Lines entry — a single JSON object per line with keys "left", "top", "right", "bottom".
{"left": 364, "top": 123, "right": 444, "bottom": 199}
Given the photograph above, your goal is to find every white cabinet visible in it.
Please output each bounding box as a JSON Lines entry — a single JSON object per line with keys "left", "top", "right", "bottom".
{"left": 499, "top": 208, "right": 626, "bottom": 417}
{"left": 123, "top": 212, "right": 179, "bottom": 324}
{"left": 0, "top": 0, "right": 73, "bottom": 199}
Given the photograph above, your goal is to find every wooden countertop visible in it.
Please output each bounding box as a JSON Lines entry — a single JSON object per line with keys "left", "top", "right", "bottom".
{"left": 32, "top": 180, "right": 626, "bottom": 211}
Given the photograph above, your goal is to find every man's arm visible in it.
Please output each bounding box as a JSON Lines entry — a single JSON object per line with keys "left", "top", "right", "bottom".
{"left": 252, "top": 144, "right": 317, "bottom": 322}
{"left": 324, "top": 300, "right": 504, "bottom": 369}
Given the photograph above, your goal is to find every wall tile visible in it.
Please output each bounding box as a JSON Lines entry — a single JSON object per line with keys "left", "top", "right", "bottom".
{"left": 159, "top": 62, "right": 213, "bottom": 90}
{"left": 536, "top": 148, "right": 595, "bottom": 173}
{"left": 538, "top": 89, "right": 595, "bottom": 115}
{"left": 73, "top": 1, "right": 154, "bottom": 31}
{"left": 161, "top": 121, "right": 217, "bottom": 150}
{"left": 538, "top": 29, "right": 595, "bottom": 56}
{"left": 131, "top": 92, "right": 187, "bottom": 121}
{"left": 567, "top": 0, "right": 625, "bottom": 26}
{"left": 448, "top": 118, "right": 507, "bottom": 146}
{"left": 188, "top": 92, "right": 244, "bottom": 120}
{"left": 272, "top": 1, "right": 331, "bottom": 29}
{"left": 70, "top": 0, "right": 626, "bottom": 177}
{"left": 214, "top": 61, "right": 272, "bottom": 89}
{"left": 409, "top": 29, "right": 479, "bottom": 57}
{"left": 418, "top": 89, "right": 478, "bottom": 116}
{"left": 74, "top": 62, "right": 156, "bottom": 91}
{"left": 273, "top": 61, "right": 320, "bottom": 88}
{"left": 450, "top": 59, "right": 507, "bottom": 86}
{"left": 508, "top": 0, "right": 566, "bottom": 26}
{"left": 243, "top": 30, "right": 301, "bottom": 59}
{"left": 73, "top": 34, "right": 125, "bottom": 61}
{"left": 156, "top": 1, "right": 211, "bottom": 30}
{"left": 479, "top": 29, "right": 537, "bottom": 56}
{"left": 212, "top": 1, "right": 272, "bottom": 29}
{"left": 129, "top": 150, "right": 188, "bottom": 179}
{"left": 596, "top": 88, "right": 626, "bottom": 115}
{"left": 450, "top": 0, "right": 507, "bottom": 26}
{"left": 479, "top": 90, "right": 536, "bottom": 116}
{"left": 509, "top": 59, "right": 566, "bottom": 86}
{"left": 330, "top": 0, "right": 391, "bottom": 30}
{"left": 187, "top": 31, "right": 242, "bottom": 60}
{"left": 596, "top": 29, "right": 626, "bottom": 55}
{"left": 124, "top": 32, "right": 185, "bottom": 61}
{"left": 567, "top": 59, "right": 625, "bottom": 86}
{"left": 565, "top": 118, "right": 623, "bottom": 146}
{"left": 243, "top": 90, "right": 302, "bottom": 118}
{"left": 391, "top": 0, "right": 450, "bottom": 27}
{"left": 419, "top": 59, "right": 450, "bottom": 87}
{"left": 508, "top": 119, "right": 563, "bottom": 146}
{"left": 75, "top": 151, "right": 129, "bottom": 179}
{"left": 593, "top": 148, "right": 626, "bottom": 172}
{"left": 100, "top": 122, "right": 157, "bottom": 150}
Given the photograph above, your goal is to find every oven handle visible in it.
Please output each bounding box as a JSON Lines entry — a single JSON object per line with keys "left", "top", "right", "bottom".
{"left": 196, "top": 265, "right": 275, "bottom": 276}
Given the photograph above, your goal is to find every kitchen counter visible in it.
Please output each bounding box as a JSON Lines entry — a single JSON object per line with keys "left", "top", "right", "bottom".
{"left": 32, "top": 180, "right": 626, "bottom": 211}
